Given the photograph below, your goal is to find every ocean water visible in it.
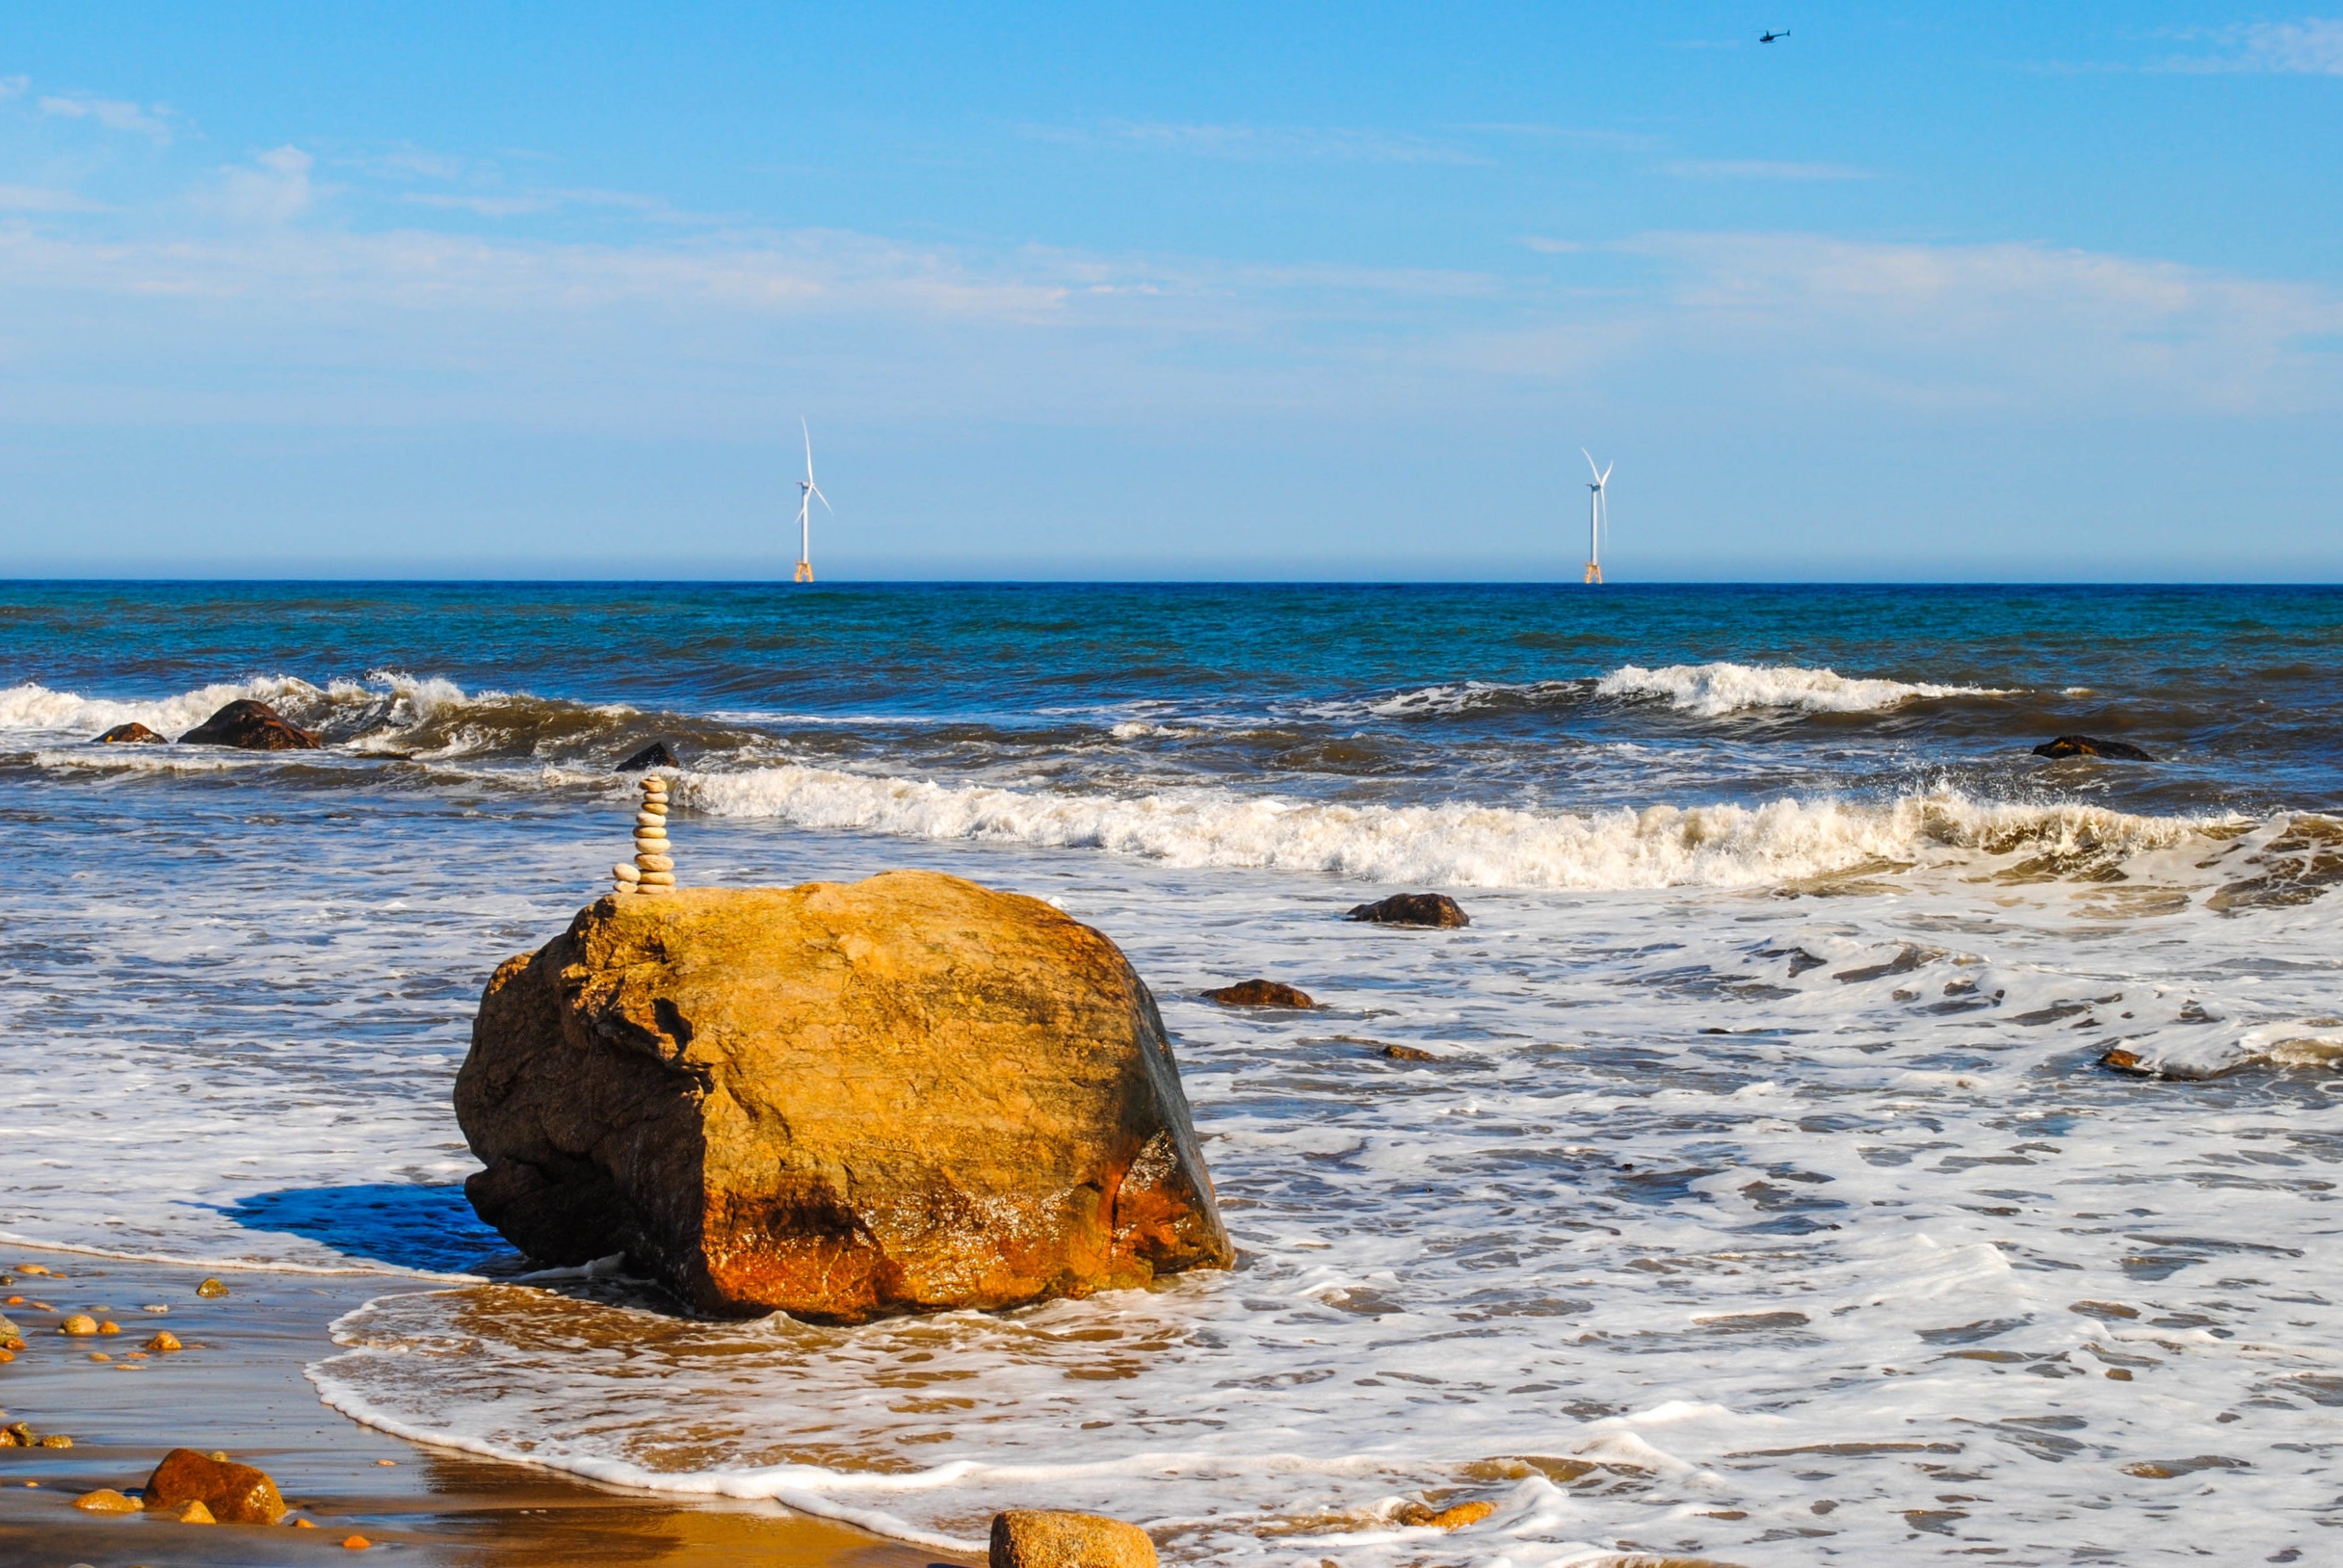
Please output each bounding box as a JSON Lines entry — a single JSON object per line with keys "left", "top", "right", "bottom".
{"left": 4, "top": 581, "right": 2341, "bottom": 1564}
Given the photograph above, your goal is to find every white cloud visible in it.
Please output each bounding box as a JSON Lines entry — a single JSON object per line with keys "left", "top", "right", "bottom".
{"left": 2157, "top": 17, "right": 2343, "bottom": 74}
{"left": 1031, "top": 119, "right": 1481, "bottom": 164}
{"left": 203, "top": 145, "right": 316, "bottom": 223}
{"left": 1663, "top": 159, "right": 1873, "bottom": 181}
{"left": 0, "top": 184, "right": 100, "bottom": 213}
{"left": 39, "top": 92, "right": 174, "bottom": 142}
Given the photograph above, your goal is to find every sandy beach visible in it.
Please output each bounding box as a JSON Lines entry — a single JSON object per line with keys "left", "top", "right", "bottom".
{"left": 0, "top": 1245, "right": 976, "bottom": 1568}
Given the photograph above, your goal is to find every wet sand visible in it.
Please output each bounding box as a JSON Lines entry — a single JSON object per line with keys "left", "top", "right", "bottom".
{"left": 0, "top": 1245, "right": 978, "bottom": 1568}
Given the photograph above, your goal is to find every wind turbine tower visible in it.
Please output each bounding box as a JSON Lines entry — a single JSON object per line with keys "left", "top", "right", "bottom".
{"left": 1581, "top": 449, "right": 1613, "bottom": 585}
{"left": 794, "top": 419, "right": 830, "bottom": 584}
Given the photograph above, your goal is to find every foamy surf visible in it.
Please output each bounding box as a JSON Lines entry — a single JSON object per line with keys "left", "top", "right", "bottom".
{"left": 1596, "top": 660, "right": 2012, "bottom": 716}
{"left": 681, "top": 764, "right": 2220, "bottom": 892}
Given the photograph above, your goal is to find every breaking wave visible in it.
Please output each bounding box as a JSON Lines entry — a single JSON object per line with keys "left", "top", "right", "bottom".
{"left": 1595, "top": 661, "right": 2012, "bottom": 717}
{"left": 681, "top": 765, "right": 2218, "bottom": 891}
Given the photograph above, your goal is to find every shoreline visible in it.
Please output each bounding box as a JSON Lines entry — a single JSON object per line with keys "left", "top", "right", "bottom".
{"left": 0, "top": 1243, "right": 979, "bottom": 1567}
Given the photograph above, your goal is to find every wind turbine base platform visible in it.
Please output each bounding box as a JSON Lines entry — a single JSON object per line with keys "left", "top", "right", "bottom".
{"left": 1584, "top": 562, "right": 1603, "bottom": 585}
{"left": 795, "top": 561, "right": 814, "bottom": 583}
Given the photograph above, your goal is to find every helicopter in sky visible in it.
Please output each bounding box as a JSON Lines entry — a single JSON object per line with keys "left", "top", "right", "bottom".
{"left": 1760, "top": 28, "right": 1790, "bottom": 42}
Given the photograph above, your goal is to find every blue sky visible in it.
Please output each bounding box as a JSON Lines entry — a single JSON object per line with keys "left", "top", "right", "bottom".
{"left": 2, "top": 3, "right": 2339, "bottom": 579}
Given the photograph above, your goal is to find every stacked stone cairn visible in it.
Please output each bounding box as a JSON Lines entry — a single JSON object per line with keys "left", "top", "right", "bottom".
{"left": 613, "top": 776, "right": 676, "bottom": 897}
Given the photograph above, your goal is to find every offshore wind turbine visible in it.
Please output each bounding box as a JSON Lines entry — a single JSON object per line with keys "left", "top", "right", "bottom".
{"left": 793, "top": 419, "right": 830, "bottom": 584}
{"left": 1581, "top": 448, "right": 1613, "bottom": 585}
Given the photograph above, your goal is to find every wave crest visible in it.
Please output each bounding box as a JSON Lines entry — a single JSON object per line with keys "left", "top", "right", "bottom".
{"left": 1596, "top": 662, "right": 2011, "bottom": 717}
{"left": 682, "top": 767, "right": 2214, "bottom": 891}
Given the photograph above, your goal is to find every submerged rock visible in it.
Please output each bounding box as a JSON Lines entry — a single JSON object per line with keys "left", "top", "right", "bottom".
{"left": 2034, "top": 734, "right": 2154, "bottom": 762}
{"left": 459, "top": 872, "right": 1234, "bottom": 1321}
{"left": 178, "top": 700, "right": 320, "bottom": 751}
{"left": 143, "top": 1448, "right": 286, "bottom": 1525}
{"left": 617, "top": 741, "right": 678, "bottom": 771}
{"left": 989, "top": 1510, "right": 1158, "bottom": 1568}
{"left": 1396, "top": 1499, "right": 1498, "bottom": 1529}
{"left": 73, "top": 1487, "right": 143, "bottom": 1512}
{"left": 1347, "top": 892, "right": 1470, "bottom": 928}
{"left": 1203, "top": 979, "right": 1315, "bottom": 1008}
{"left": 94, "top": 721, "right": 166, "bottom": 745}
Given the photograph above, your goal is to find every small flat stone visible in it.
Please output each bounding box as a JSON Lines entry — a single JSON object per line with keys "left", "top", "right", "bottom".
{"left": 611, "top": 865, "right": 641, "bottom": 882}
{"left": 634, "top": 855, "right": 675, "bottom": 873}
{"left": 73, "top": 1487, "right": 142, "bottom": 1512}
{"left": 636, "top": 871, "right": 676, "bottom": 886}
{"left": 634, "top": 812, "right": 666, "bottom": 828}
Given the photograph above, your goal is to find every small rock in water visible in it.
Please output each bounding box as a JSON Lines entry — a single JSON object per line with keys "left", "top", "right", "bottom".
{"left": 73, "top": 1488, "right": 142, "bottom": 1512}
{"left": 146, "top": 1330, "right": 183, "bottom": 1352}
{"left": 1380, "top": 1042, "right": 1439, "bottom": 1061}
{"left": 96, "top": 1319, "right": 119, "bottom": 1334}
{"left": 15, "top": 1264, "right": 52, "bottom": 1276}
{"left": 989, "top": 1509, "right": 1158, "bottom": 1568}
{"left": 1347, "top": 892, "right": 1470, "bottom": 928}
{"left": 196, "top": 1277, "right": 229, "bottom": 1297}
{"left": 2034, "top": 734, "right": 2154, "bottom": 762}
{"left": 87, "top": 1351, "right": 111, "bottom": 1362}
{"left": 617, "top": 742, "right": 677, "bottom": 771}
{"left": 1396, "top": 1499, "right": 1497, "bottom": 1529}
{"left": 38, "top": 1433, "right": 72, "bottom": 1449}
{"left": 177, "top": 699, "right": 321, "bottom": 751}
{"left": 1202, "top": 979, "right": 1316, "bottom": 1008}
{"left": 159, "top": 1497, "right": 216, "bottom": 1523}
{"left": 94, "top": 721, "right": 166, "bottom": 745}
{"left": 343, "top": 1534, "right": 373, "bottom": 1549}
{"left": 144, "top": 1448, "right": 287, "bottom": 1525}
{"left": 60, "top": 1314, "right": 98, "bottom": 1336}
{"left": 2, "top": 1422, "right": 31, "bottom": 1446}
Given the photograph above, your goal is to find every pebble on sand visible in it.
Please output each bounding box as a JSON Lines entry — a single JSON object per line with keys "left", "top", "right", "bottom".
{"left": 344, "top": 1534, "right": 373, "bottom": 1549}
{"left": 59, "top": 1314, "right": 98, "bottom": 1336}
{"left": 39, "top": 1434, "right": 72, "bottom": 1449}
{"left": 96, "top": 1320, "right": 119, "bottom": 1334}
{"left": 72, "top": 1488, "right": 142, "bottom": 1513}
{"left": 159, "top": 1498, "right": 216, "bottom": 1523}
{"left": 988, "top": 1510, "right": 1158, "bottom": 1568}
{"left": 196, "top": 1277, "right": 229, "bottom": 1297}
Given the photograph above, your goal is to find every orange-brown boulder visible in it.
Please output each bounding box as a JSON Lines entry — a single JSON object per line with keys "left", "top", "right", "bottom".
{"left": 989, "top": 1509, "right": 1158, "bottom": 1568}
{"left": 1347, "top": 892, "right": 1469, "bottom": 928}
{"left": 143, "top": 1448, "right": 286, "bottom": 1525}
{"left": 95, "top": 721, "right": 166, "bottom": 744}
{"left": 457, "top": 873, "right": 1234, "bottom": 1321}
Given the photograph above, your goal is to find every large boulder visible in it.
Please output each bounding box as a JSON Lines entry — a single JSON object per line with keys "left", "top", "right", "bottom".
{"left": 178, "top": 699, "right": 319, "bottom": 750}
{"left": 457, "top": 872, "right": 1233, "bottom": 1320}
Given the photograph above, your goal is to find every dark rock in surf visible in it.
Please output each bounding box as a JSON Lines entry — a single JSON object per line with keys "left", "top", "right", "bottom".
{"left": 177, "top": 700, "right": 320, "bottom": 751}
{"left": 1380, "top": 1042, "right": 1439, "bottom": 1062}
{"left": 618, "top": 741, "right": 678, "bottom": 771}
{"left": 94, "top": 721, "right": 165, "bottom": 745}
{"left": 1203, "top": 979, "right": 1316, "bottom": 1008}
{"left": 2034, "top": 735, "right": 2153, "bottom": 762}
{"left": 1347, "top": 892, "right": 1470, "bottom": 928}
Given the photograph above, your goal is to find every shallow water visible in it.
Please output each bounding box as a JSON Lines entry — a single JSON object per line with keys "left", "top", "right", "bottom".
{"left": 3, "top": 583, "right": 2339, "bottom": 1562}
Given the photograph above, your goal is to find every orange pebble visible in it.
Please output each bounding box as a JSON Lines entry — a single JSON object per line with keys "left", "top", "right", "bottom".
{"left": 343, "top": 1534, "right": 371, "bottom": 1549}
{"left": 292, "top": 1517, "right": 317, "bottom": 1528}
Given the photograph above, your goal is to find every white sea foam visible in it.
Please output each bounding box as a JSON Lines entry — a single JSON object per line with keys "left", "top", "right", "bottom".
{"left": 681, "top": 764, "right": 2212, "bottom": 891}
{"left": 0, "top": 675, "right": 329, "bottom": 738}
{"left": 1596, "top": 660, "right": 2011, "bottom": 716}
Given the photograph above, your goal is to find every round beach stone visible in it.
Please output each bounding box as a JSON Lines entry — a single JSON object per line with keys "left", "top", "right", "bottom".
{"left": 59, "top": 1313, "right": 97, "bottom": 1336}
{"left": 196, "top": 1277, "right": 229, "bottom": 1297}
{"left": 634, "top": 855, "right": 675, "bottom": 873}
{"left": 634, "top": 812, "right": 666, "bottom": 828}
{"left": 611, "top": 865, "right": 641, "bottom": 882}
{"left": 74, "top": 1487, "right": 142, "bottom": 1512}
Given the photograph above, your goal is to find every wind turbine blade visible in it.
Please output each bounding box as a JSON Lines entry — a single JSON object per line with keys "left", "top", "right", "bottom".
{"left": 811, "top": 483, "right": 832, "bottom": 513}
{"left": 1583, "top": 448, "right": 1601, "bottom": 481}
{"left": 1601, "top": 462, "right": 1614, "bottom": 484}
{"left": 803, "top": 418, "right": 815, "bottom": 483}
